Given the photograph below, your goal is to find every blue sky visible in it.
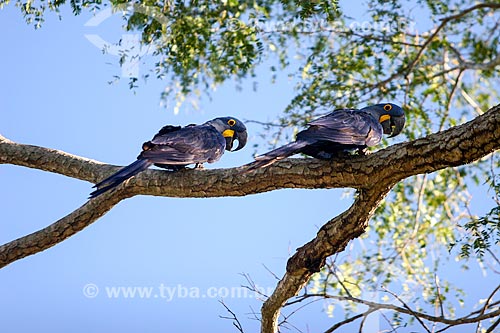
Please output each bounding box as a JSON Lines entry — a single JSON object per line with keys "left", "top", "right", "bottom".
{"left": 0, "top": 4, "right": 350, "bottom": 332}
{"left": 0, "top": 2, "right": 498, "bottom": 332}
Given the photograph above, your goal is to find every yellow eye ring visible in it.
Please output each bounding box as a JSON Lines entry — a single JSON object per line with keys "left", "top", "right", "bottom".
{"left": 384, "top": 104, "right": 392, "bottom": 111}
{"left": 227, "top": 119, "right": 236, "bottom": 126}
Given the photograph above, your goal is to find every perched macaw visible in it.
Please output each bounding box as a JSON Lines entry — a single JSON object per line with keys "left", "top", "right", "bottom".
{"left": 244, "top": 103, "right": 405, "bottom": 171}
{"left": 90, "top": 117, "right": 247, "bottom": 198}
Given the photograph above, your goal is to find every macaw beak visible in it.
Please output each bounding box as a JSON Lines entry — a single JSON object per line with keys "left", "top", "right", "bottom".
{"left": 388, "top": 114, "right": 405, "bottom": 138}
{"left": 381, "top": 115, "right": 405, "bottom": 138}
{"left": 223, "top": 129, "right": 248, "bottom": 151}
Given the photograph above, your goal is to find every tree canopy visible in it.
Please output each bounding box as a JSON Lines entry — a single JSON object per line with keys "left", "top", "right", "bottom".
{"left": 1, "top": 0, "right": 500, "bottom": 332}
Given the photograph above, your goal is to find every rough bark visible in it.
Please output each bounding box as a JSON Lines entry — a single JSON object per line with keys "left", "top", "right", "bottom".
{"left": 260, "top": 105, "right": 500, "bottom": 332}
{"left": 1, "top": 105, "right": 499, "bottom": 332}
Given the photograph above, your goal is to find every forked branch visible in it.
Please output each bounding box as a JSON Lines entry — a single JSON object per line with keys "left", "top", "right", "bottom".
{"left": 0, "top": 106, "right": 499, "bottom": 333}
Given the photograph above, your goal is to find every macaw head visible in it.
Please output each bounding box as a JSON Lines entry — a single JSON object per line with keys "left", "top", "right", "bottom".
{"left": 209, "top": 117, "right": 248, "bottom": 151}
{"left": 362, "top": 103, "right": 406, "bottom": 138}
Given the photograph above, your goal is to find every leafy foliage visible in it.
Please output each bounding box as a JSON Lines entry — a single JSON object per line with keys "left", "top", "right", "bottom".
{"left": 292, "top": 0, "right": 500, "bottom": 324}
{"left": 3, "top": 0, "right": 500, "bottom": 330}
{"left": 2, "top": 0, "right": 339, "bottom": 97}
{"left": 455, "top": 156, "right": 500, "bottom": 258}
{"left": 459, "top": 206, "right": 500, "bottom": 257}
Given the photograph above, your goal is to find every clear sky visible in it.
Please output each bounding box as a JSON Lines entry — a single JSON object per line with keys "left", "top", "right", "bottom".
{"left": 0, "top": 2, "right": 497, "bottom": 333}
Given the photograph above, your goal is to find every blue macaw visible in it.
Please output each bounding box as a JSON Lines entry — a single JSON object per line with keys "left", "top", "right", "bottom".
{"left": 90, "top": 117, "right": 247, "bottom": 198}
{"left": 245, "top": 103, "right": 405, "bottom": 170}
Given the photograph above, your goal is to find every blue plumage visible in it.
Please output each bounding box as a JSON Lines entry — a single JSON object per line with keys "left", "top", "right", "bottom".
{"left": 245, "top": 103, "right": 405, "bottom": 170}
{"left": 90, "top": 117, "right": 247, "bottom": 198}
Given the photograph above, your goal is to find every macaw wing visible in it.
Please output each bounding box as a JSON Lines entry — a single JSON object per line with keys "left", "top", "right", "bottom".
{"left": 302, "top": 109, "right": 383, "bottom": 146}
{"left": 149, "top": 124, "right": 200, "bottom": 145}
{"left": 140, "top": 125, "right": 225, "bottom": 164}
{"left": 151, "top": 125, "right": 183, "bottom": 140}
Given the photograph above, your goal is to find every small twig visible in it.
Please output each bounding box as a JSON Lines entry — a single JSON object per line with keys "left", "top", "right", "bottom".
{"left": 321, "top": 261, "right": 337, "bottom": 294}
{"left": 219, "top": 300, "right": 244, "bottom": 333}
{"left": 262, "top": 263, "right": 281, "bottom": 281}
{"left": 243, "top": 119, "right": 289, "bottom": 128}
{"left": 240, "top": 273, "right": 269, "bottom": 300}
{"left": 247, "top": 305, "right": 261, "bottom": 323}
{"left": 470, "top": 300, "right": 500, "bottom": 317}
{"left": 279, "top": 298, "right": 320, "bottom": 332}
{"left": 331, "top": 264, "right": 354, "bottom": 298}
{"left": 382, "top": 287, "right": 432, "bottom": 333}
{"left": 358, "top": 311, "right": 369, "bottom": 333}
{"left": 380, "top": 310, "right": 401, "bottom": 333}
{"left": 405, "top": 3, "right": 500, "bottom": 76}
{"left": 434, "top": 275, "right": 445, "bottom": 319}
{"left": 487, "top": 249, "right": 500, "bottom": 271}
{"left": 443, "top": 69, "right": 464, "bottom": 126}
{"left": 476, "top": 283, "right": 500, "bottom": 333}
{"left": 324, "top": 312, "right": 367, "bottom": 333}
{"left": 490, "top": 154, "right": 500, "bottom": 205}
{"left": 412, "top": 174, "right": 427, "bottom": 238}
{"left": 283, "top": 289, "right": 500, "bottom": 332}
{"left": 485, "top": 315, "right": 500, "bottom": 333}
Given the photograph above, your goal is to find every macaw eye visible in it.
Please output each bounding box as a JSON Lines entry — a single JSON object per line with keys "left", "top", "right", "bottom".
{"left": 227, "top": 119, "right": 236, "bottom": 126}
{"left": 384, "top": 104, "right": 392, "bottom": 111}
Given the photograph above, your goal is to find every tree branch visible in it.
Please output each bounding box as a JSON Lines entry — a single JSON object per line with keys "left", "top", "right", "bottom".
{"left": 0, "top": 133, "right": 107, "bottom": 183}
{"left": 404, "top": 3, "right": 500, "bottom": 76}
{"left": 261, "top": 185, "right": 392, "bottom": 332}
{"left": 1, "top": 106, "right": 500, "bottom": 332}
{"left": 360, "top": 3, "right": 500, "bottom": 96}
{"left": 2, "top": 105, "right": 499, "bottom": 198}
{"left": 0, "top": 190, "right": 130, "bottom": 269}
{"left": 291, "top": 292, "right": 500, "bottom": 331}
{"left": 260, "top": 105, "right": 500, "bottom": 332}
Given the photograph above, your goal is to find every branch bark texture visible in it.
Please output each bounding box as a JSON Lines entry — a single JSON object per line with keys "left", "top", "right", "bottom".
{"left": 1, "top": 105, "right": 500, "bottom": 332}
{"left": 260, "top": 105, "right": 500, "bottom": 332}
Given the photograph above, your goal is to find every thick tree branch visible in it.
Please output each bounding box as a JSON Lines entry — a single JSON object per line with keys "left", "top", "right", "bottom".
{"left": 1, "top": 105, "right": 499, "bottom": 331}
{"left": 2, "top": 104, "right": 499, "bottom": 198}
{"left": 261, "top": 186, "right": 392, "bottom": 332}
{"left": 0, "top": 133, "right": 108, "bottom": 183}
{"left": 0, "top": 190, "right": 130, "bottom": 269}
{"left": 260, "top": 104, "right": 500, "bottom": 332}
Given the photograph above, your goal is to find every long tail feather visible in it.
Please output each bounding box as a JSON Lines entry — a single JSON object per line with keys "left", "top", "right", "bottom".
{"left": 89, "top": 159, "right": 152, "bottom": 198}
{"left": 243, "top": 141, "right": 308, "bottom": 172}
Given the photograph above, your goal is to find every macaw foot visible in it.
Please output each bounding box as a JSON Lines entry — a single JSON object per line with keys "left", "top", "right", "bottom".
{"left": 357, "top": 148, "right": 371, "bottom": 156}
